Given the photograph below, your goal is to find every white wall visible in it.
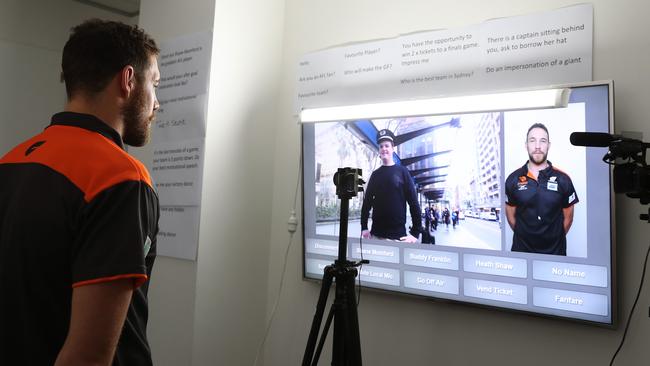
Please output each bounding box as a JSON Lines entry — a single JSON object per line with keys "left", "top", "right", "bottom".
{"left": 135, "top": 2, "right": 215, "bottom": 364}
{"left": 137, "top": 0, "right": 286, "bottom": 365}
{"left": 192, "top": 0, "right": 285, "bottom": 363}
{"left": 263, "top": 1, "right": 650, "bottom": 365}
{"left": 0, "top": 0, "right": 133, "bottom": 152}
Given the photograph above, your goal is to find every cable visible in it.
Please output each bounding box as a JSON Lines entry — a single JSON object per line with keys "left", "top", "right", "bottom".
{"left": 609, "top": 240, "right": 650, "bottom": 366}
{"left": 357, "top": 233, "right": 364, "bottom": 305}
{"left": 292, "top": 149, "right": 303, "bottom": 210}
{"left": 253, "top": 146, "right": 303, "bottom": 366}
{"left": 357, "top": 191, "right": 365, "bottom": 306}
{"left": 253, "top": 231, "right": 296, "bottom": 366}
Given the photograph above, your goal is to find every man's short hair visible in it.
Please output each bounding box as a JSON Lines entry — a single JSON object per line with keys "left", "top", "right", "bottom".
{"left": 61, "top": 19, "right": 159, "bottom": 99}
{"left": 526, "top": 123, "right": 550, "bottom": 141}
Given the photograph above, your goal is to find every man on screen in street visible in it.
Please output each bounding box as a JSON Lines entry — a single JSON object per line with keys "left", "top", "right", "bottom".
{"left": 361, "top": 129, "right": 422, "bottom": 243}
{"left": 505, "top": 123, "right": 578, "bottom": 255}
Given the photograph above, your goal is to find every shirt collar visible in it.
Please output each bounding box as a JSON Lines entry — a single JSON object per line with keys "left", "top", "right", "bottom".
{"left": 538, "top": 160, "right": 554, "bottom": 177}
{"left": 48, "top": 112, "right": 124, "bottom": 150}
{"left": 522, "top": 160, "right": 554, "bottom": 178}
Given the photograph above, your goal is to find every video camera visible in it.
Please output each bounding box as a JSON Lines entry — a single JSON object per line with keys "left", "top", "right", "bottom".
{"left": 333, "top": 167, "right": 365, "bottom": 199}
{"left": 570, "top": 132, "right": 650, "bottom": 204}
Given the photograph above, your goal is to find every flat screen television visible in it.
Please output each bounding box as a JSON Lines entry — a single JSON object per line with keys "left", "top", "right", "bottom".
{"left": 302, "top": 81, "right": 615, "bottom": 326}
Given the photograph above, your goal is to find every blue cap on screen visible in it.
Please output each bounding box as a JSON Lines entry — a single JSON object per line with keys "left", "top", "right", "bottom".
{"left": 377, "top": 129, "right": 395, "bottom": 144}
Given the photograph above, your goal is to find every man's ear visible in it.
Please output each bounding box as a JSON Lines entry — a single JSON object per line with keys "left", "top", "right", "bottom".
{"left": 119, "top": 65, "right": 136, "bottom": 98}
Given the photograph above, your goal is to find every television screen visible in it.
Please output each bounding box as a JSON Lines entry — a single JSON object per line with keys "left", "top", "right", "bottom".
{"left": 302, "top": 81, "right": 615, "bottom": 325}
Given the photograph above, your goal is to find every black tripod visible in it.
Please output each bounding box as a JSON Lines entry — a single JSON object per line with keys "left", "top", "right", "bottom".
{"left": 302, "top": 168, "right": 367, "bottom": 366}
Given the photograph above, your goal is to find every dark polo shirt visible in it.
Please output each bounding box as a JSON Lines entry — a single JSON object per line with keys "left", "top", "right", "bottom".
{"left": 0, "top": 112, "right": 158, "bottom": 365}
{"left": 505, "top": 161, "right": 578, "bottom": 255}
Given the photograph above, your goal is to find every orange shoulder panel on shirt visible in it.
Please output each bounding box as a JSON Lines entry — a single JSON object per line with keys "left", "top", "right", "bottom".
{"left": 0, "top": 125, "right": 153, "bottom": 202}
{"left": 551, "top": 165, "right": 572, "bottom": 179}
{"left": 72, "top": 273, "right": 148, "bottom": 289}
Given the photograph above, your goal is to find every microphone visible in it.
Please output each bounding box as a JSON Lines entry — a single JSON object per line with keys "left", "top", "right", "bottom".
{"left": 571, "top": 132, "right": 650, "bottom": 160}
{"left": 569, "top": 132, "right": 614, "bottom": 147}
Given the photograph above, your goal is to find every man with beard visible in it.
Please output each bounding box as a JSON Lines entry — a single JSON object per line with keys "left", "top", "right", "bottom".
{"left": 505, "top": 123, "right": 578, "bottom": 255}
{"left": 361, "top": 129, "right": 421, "bottom": 243}
{"left": 0, "top": 20, "right": 160, "bottom": 365}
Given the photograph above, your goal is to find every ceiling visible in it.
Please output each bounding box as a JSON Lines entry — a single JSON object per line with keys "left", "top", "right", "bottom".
{"left": 73, "top": 0, "right": 140, "bottom": 17}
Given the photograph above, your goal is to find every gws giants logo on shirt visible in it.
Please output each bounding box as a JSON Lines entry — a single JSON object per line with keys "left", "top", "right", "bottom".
{"left": 25, "top": 141, "right": 46, "bottom": 156}
{"left": 517, "top": 176, "right": 528, "bottom": 190}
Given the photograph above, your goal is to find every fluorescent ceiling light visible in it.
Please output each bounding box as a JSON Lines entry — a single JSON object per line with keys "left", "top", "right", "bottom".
{"left": 299, "top": 88, "right": 571, "bottom": 123}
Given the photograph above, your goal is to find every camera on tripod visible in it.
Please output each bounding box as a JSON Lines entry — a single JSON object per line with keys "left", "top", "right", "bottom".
{"left": 571, "top": 131, "right": 650, "bottom": 205}
{"left": 333, "top": 167, "right": 365, "bottom": 199}
{"left": 303, "top": 166, "right": 366, "bottom": 366}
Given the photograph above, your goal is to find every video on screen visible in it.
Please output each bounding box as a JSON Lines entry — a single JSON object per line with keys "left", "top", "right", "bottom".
{"left": 313, "top": 113, "right": 503, "bottom": 250}
{"left": 302, "top": 82, "right": 614, "bottom": 325}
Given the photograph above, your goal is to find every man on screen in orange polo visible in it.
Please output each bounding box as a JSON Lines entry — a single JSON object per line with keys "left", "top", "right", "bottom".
{"left": 505, "top": 123, "right": 578, "bottom": 256}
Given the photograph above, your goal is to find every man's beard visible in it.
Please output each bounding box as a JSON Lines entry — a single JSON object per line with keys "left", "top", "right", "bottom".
{"left": 122, "top": 85, "right": 152, "bottom": 147}
{"left": 528, "top": 151, "right": 548, "bottom": 165}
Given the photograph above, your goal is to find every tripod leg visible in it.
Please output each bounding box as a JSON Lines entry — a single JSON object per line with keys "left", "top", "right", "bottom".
{"left": 333, "top": 283, "right": 345, "bottom": 365}
{"left": 311, "top": 304, "right": 336, "bottom": 366}
{"left": 331, "top": 267, "right": 362, "bottom": 366}
{"left": 342, "top": 269, "right": 362, "bottom": 365}
{"left": 347, "top": 269, "right": 361, "bottom": 366}
{"left": 302, "top": 266, "right": 335, "bottom": 366}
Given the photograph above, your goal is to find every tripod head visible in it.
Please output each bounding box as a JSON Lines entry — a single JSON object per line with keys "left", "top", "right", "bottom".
{"left": 571, "top": 132, "right": 650, "bottom": 220}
